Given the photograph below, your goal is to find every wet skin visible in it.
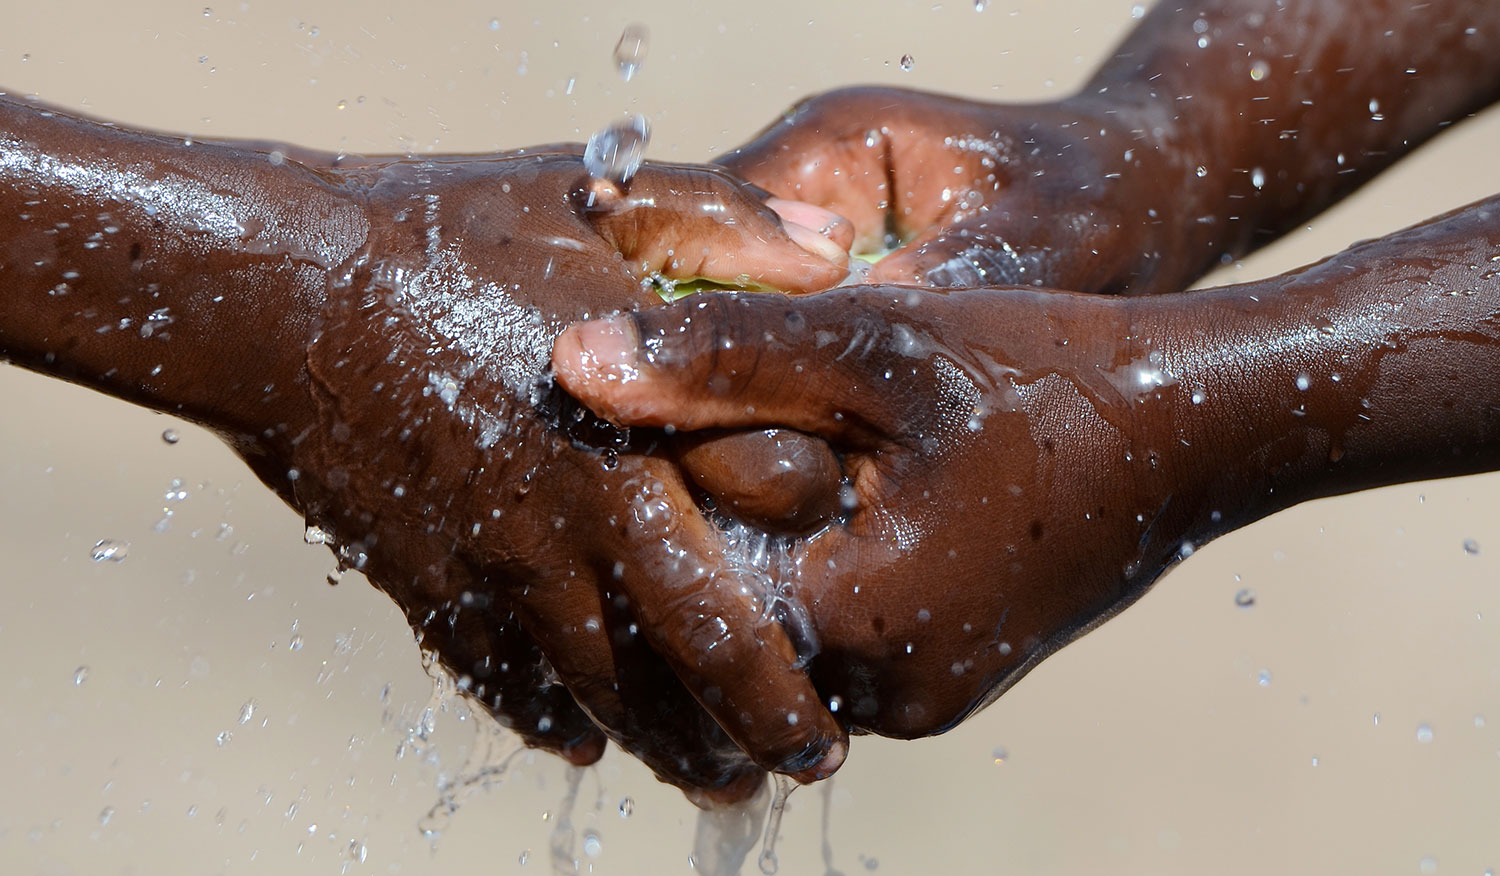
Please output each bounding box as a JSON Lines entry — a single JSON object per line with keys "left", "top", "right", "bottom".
{"left": 719, "top": 0, "right": 1500, "bottom": 294}
{"left": 7, "top": 0, "right": 1500, "bottom": 799}
{"left": 0, "top": 94, "right": 857, "bottom": 800}
{"left": 556, "top": 193, "right": 1500, "bottom": 737}
{"left": 554, "top": 0, "right": 1500, "bottom": 740}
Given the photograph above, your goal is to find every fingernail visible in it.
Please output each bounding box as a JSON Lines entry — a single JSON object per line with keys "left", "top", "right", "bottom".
{"left": 767, "top": 198, "right": 852, "bottom": 245}
{"left": 783, "top": 220, "right": 850, "bottom": 266}
{"left": 553, "top": 318, "right": 641, "bottom": 391}
{"left": 783, "top": 736, "right": 847, "bottom": 783}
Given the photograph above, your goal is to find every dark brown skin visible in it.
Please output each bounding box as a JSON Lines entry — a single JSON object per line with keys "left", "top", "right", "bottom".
{"left": 0, "top": 93, "right": 854, "bottom": 800}
{"left": 556, "top": 193, "right": 1500, "bottom": 737}
{"left": 720, "top": 0, "right": 1500, "bottom": 294}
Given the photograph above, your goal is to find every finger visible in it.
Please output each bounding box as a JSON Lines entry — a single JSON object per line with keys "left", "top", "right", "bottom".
{"left": 509, "top": 561, "right": 769, "bottom": 802}
{"left": 604, "top": 460, "right": 847, "bottom": 782}
{"left": 868, "top": 206, "right": 1139, "bottom": 294}
{"left": 676, "top": 429, "right": 844, "bottom": 534}
{"left": 766, "top": 198, "right": 856, "bottom": 252}
{"left": 870, "top": 218, "right": 1037, "bottom": 288}
{"left": 552, "top": 289, "right": 928, "bottom": 440}
{"left": 581, "top": 164, "right": 848, "bottom": 293}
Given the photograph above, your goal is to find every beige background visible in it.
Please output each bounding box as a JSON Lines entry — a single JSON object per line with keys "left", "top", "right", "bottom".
{"left": 3, "top": 1, "right": 1500, "bottom": 873}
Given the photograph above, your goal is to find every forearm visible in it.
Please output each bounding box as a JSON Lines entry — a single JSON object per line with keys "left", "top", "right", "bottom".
{"left": 1136, "top": 194, "right": 1500, "bottom": 549}
{"left": 1078, "top": 0, "right": 1500, "bottom": 271}
{"left": 0, "top": 94, "right": 368, "bottom": 456}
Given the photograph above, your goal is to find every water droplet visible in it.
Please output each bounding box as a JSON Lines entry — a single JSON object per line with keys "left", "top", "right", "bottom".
{"left": 583, "top": 829, "right": 602, "bottom": 857}
{"left": 348, "top": 839, "right": 367, "bottom": 863}
{"left": 1419, "top": 856, "right": 1437, "bottom": 875}
{"left": 304, "top": 524, "right": 331, "bottom": 545}
{"left": 1373, "top": 712, "right": 1381, "bottom": 726}
{"left": 1463, "top": 538, "right": 1480, "bottom": 555}
{"left": 216, "top": 730, "right": 232, "bottom": 746}
{"left": 161, "top": 429, "right": 179, "bottom": 445}
{"left": 1256, "top": 669, "right": 1272, "bottom": 687}
{"left": 584, "top": 114, "right": 651, "bottom": 185}
{"left": 73, "top": 666, "right": 89, "bottom": 685}
{"left": 1249, "top": 59, "right": 1269, "bottom": 81}
{"left": 238, "top": 699, "right": 257, "bottom": 725}
{"left": 1416, "top": 723, "right": 1434, "bottom": 743}
{"left": 613, "top": 24, "right": 649, "bottom": 81}
{"left": 899, "top": 54, "right": 915, "bottom": 72}
{"left": 1195, "top": 165, "right": 1208, "bottom": 178}
{"left": 1250, "top": 167, "right": 1266, "bottom": 189}
{"left": 1475, "top": 714, "right": 1486, "bottom": 728}
{"left": 1130, "top": 4, "right": 1145, "bottom": 18}
{"left": 1234, "top": 588, "right": 1256, "bottom": 608}
{"left": 289, "top": 634, "right": 304, "bottom": 652}
{"left": 91, "top": 539, "right": 130, "bottom": 562}
{"left": 991, "top": 746, "right": 1008, "bottom": 765}
{"left": 488, "top": 17, "right": 500, "bottom": 30}
{"left": 99, "top": 806, "right": 115, "bottom": 826}
{"left": 618, "top": 797, "right": 633, "bottom": 818}
{"left": 202, "top": 6, "right": 212, "bottom": 16}
{"left": 974, "top": 0, "right": 987, "bottom": 10}
{"left": 1295, "top": 372, "right": 1311, "bottom": 391}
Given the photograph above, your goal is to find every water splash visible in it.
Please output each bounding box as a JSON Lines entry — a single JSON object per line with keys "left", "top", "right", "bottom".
{"left": 583, "top": 115, "right": 651, "bottom": 185}
{"left": 758, "top": 775, "right": 796, "bottom": 875}
{"left": 90, "top": 539, "right": 130, "bottom": 562}
{"left": 691, "top": 778, "right": 770, "bottom": 876}
{"left": 613, "top": 24, "right": 649, "bottom": 81}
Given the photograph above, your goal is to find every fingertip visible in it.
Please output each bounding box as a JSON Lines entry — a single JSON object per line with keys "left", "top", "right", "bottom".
{"left": 558, "top": 729, "right": 608, "bottom": 766}
{"left": 767, "top": 198, "right": 856, "bottom": 252}
{"left": 682, "top": 768, "right": 769, "bottom": 809}
{"left": 866, "top": 250, "right": 930, "bottom": 286}
{"left": 787, "top": 736, "right": 847, "bottom": 784}
{"left": 552, "top": 317, "right": 641, "bottom": 400}
{"left": 782, "top": 220, "right": 852, "bottom": 268}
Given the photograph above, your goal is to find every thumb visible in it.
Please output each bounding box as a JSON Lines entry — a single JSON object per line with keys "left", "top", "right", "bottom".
{"left": 551, "top": 288, "right": 934, "bottom": 441}
{"left": 582, "top": 164, "right": 849, "bottom": 294}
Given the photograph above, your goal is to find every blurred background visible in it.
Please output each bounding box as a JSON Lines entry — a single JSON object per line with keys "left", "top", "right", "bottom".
{"left": 2, "top": 1, "right": 1499, "bottom": 873}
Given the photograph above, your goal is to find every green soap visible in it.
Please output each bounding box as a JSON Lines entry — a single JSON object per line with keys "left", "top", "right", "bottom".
{"left": 652, "top": 248, "right": 894, "bottom": 303}
{"left": 654, "top": 277, "right": 747, "bottom": 302}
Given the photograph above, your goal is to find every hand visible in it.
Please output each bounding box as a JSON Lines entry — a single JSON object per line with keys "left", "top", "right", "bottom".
{"left": 554, "top": 285, "right": 1159, "bottom": 736}
{"left": 287, "top": 154, "right": 854, "bottom": 797}
{"left": 553, "top": 187, "right": 1500, "bottom": 738}
{"left": 718, "top": 1, "right": 1500, "bottom": 297}
{"left": 718, "top": 87, "right": 1196, "bottom": 294}
{"left": 0, "top": 92, "right": 851, "bottom": 802}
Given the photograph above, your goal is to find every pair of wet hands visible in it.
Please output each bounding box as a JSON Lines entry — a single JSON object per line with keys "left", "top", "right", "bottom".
{"left": 311, "top": 87, "right": 1188, "bottom": 804}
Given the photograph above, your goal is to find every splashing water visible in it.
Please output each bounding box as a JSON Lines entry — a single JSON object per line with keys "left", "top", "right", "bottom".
{"left": 584, "top": 115, "right": 651, "bottom": 185}
{"left": 692, "top": 780, "right": 770, "bottom": 876}
{"left": 91, "top": 539, "right": 130, "bottom": 562}
{"left": 417, "top": 718, "right": 525, "bottom": 839}
{"left": 758, "top": 775, "right": 796, "bottom": 875}
{"left": 613, "top": 24, "right": 649, "bottom": 81}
